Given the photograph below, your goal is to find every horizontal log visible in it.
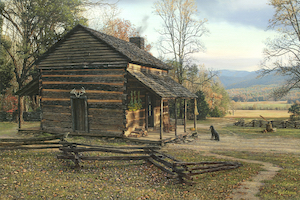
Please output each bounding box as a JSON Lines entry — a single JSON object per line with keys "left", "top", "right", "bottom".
{"left": 57, "top": 155, "right": 150, "bottom": 161}
{"left": 43, "top": 83, "right": 125, "bottom": 92}
{"left": 43, "top": 89, "right": 123, "bottom": 95}
{"left": 42, "top": 76, "right": 125, "bottom": 83}
{"left": 59, "top": 147, "right": 147, "bottom": 154}
{"left": 39, "top": 57, "right": 126, "bottom": 66}
{"left": 174, "top": 161, "right": 236, "bottom": 166}
{"left": 42, "top": 68, "right": 125, "bottom": 76}
{"left": 42, "top": 74, "right": 124, "bottom": 78}
{"left": 38, "top": 62, "right": 127, "bottom": 68}
{"left": 71, "top": 131, "right": 123, "bottom": 137}
{"left": 189, "top": 164, "right": 230, "bottom": 171}
{"left": 89, "top": 125, "right": 124, "bottom": 131}
{"left": 0, "top": 142, "right": 61, "bottom": 147}
{"left": 0, "top": 146, "right": 61, "bottom": 150}
{"left": 42, "top": 126, "right": 72, "bottom": 133}
{"left": 88, "top": 103, "right": 123, "bottom": 110}
{"left": 0, "top": 134, "right": 64, "bottom": 142}
{"left": 42, "top": 112, "right": 72, "bottom": 122}
{"left": 42, "top": 121, "right": 72, "bottom": 130}
{"left": 80, "top": 155, "right": 150, "bottom": 161}
{"left": 42, "top": 105, "right": 71, "bottom": 113}
{"left": 43, "top": 81, "right": 124, "bottom": 86}
{"left": 60, "top": 142, "right": 161, "bottom": 150}
{"left": 187, "top": 165, "right": 241, "bottom": 176}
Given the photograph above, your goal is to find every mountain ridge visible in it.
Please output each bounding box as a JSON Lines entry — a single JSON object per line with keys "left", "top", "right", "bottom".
{"left": 218, "top": 70, "right": 287, "bottom": 89}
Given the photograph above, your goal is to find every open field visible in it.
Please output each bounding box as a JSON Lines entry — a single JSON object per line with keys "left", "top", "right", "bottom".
{"left": 0, "top": 137, "right": 261, "bottom": 200}
{"left": 226, "top": 110, "right": 290, "bottom": 119}
{"left": 234, "top": 101, "right": 291, "bottom": 110}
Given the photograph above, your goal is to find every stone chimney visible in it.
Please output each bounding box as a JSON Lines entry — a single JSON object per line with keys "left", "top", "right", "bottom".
{"left": 129, "top": 37, "right": 145, "bottom": 50}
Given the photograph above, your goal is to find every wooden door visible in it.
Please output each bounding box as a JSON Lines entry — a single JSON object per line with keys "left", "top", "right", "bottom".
{"left": 71, "top": 98, "right": 88, "bottom": 132}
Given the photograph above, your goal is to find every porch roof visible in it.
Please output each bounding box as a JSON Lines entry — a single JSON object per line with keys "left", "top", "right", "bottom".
{"left": 127, "top": 69, "right": 197, "bottom": 99}
{"left": 15, "top": 78, "right": 39, "bottom": 96}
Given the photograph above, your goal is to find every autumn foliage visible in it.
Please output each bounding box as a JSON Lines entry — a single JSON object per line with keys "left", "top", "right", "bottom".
{"left": 101, "top": 18, "right": 152, "bottom": 52}
{"left": 0, "top": 94, "right": 18, "bottom": 113}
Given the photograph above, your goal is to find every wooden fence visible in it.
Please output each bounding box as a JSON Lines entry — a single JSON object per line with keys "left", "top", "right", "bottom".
{"left": 58, "top": 142, "right": 242, "bottom": 185}
{"left": 0, "top": 134, "right": 242, "bottom": 185}
{"left": 0, "top": 134, "right": 65, "bottom": 150}
{"left": 235, "top": 119, "right": 300, "bottom": 129}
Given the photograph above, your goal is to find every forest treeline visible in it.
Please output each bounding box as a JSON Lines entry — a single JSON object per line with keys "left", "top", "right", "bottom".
{"left": 227, "top": 85, "right": 300, "bottom": 103}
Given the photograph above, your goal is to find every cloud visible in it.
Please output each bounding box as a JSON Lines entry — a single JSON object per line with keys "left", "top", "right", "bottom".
{"left": 197, "top": 0, "right": 274, "bottom": 29}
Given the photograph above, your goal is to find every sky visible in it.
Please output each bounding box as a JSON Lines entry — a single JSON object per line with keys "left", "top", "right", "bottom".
{"left": 88, "top": 0, "right": 277, "bottom": 72}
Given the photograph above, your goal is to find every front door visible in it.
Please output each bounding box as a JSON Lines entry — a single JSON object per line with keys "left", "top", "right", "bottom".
{"left": 71, "top": 97, "right": 88, "bottom": 132}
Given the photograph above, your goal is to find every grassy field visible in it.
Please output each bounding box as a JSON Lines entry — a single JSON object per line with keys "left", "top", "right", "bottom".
{"left": 0, "top": 106, "right": 299, "bottom": 199}
{"left": 0, "top": 143, "right": 261, "bottom": 200}
{"left": 214, "top": 151, "right": 300, "bottom": 200}
{"left": 234, "top": 101, "right": 291, "bottom": 110}
{"left": 226, "top": 110, "right": 290, "bottom": 119}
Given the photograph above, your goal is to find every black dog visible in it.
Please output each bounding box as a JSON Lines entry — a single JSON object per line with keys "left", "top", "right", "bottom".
{"left": 210, "top": 125, "right": 220, "bottom": 141}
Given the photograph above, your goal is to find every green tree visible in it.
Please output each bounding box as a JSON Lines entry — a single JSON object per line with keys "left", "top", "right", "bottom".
{"left": 194, "top": 90, "right": 209, "bottom": 119}
{"left": 288, "top": 101, "right": 300, "bottom": 120}
{"left": 0, "top": 0, "right": 97, "bottom": 126}
{"left": 1, "top": 0, "right": 88, "bottom": 91}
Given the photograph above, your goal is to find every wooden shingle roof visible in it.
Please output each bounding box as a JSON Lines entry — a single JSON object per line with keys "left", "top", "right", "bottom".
{"left": 35, "top": 24, "right": 170, "bottom": 70}
{"left": 128, "top": 69, "right": 197, "bottom": 99}
{"left": 83, "top": 26, "right": 170, "bottom": 70}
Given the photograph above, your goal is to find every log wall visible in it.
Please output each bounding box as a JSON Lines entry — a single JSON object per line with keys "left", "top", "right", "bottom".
{"left": 39, "top": 29, "right": 129, "bottom": 137}
{"left": 41, "top": 67, "right": 127, "bottom": 137}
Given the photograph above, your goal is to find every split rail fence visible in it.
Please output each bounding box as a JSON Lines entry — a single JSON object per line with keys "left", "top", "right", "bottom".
{"left": 58, "top": 142, "right": 242, "bottom": 185}
{"left": 0, "top": 134, "right": 242, "bottom": 185}
{"left": 0, "top": 134, "right": 65, "bottom": 150}
{"left": 235, "top": 119, "right": 300, "bottom": 129}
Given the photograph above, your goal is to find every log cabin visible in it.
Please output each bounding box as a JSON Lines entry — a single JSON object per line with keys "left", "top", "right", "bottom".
{"left": 17, "top": 24, "right": 197, "bottom": 139}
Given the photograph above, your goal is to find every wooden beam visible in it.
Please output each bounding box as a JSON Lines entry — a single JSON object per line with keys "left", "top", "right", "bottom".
{"left": 194, "top": 98, "right": 197, "bottom": 130}
{"left": 160, "top": 98, "right": 163, "bottom": 140}
{"left": 184, "top": 99, "right": 187, "bottom": 133}
{"left": 175, "top": 98, "right": 177, "bottom": 137}
{"left": 145, "top": 93, "right": 149, "bottom": 131}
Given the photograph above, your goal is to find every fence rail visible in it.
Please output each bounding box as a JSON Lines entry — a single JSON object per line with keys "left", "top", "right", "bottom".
{"left": 235, "top": 119, "right": 300, "bottom": 129}
{"left": 58, "top": 142, "right": 242, "bottom": 185}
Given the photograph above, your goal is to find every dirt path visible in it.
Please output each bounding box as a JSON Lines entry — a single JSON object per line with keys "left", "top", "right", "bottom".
{"left": 167, "top": 123, "right": 299, "bottom": 200}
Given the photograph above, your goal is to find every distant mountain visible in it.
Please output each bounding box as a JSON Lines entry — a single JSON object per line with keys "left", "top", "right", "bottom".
{"left": 218, "top": 70, "right": 287, "bottom": 89}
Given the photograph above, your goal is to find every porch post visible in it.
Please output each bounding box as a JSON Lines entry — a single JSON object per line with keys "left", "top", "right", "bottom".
{"left": 145, "top": 93, "right": 148, "bottom": 131}
{"left": 174, "top": 98, "right": 177, "bottom": 137}
{"left": 160, "top": 98, "right": 164, "bottom": 140}
{"left": 184, "top": 99, "right": 187, "bottom": 133}
{"left": 194, "top": 98, "right": 197, "bottom": 130}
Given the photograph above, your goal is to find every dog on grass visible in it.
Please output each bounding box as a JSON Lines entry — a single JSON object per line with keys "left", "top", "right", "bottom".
{"left": 210, "top": 125, "right": 220, "bottom": 141}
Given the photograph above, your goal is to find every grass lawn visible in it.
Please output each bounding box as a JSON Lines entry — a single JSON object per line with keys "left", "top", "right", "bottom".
{"left": 222, "top": 124, "right": 300, "bottom": 139}
{"left": 0, "top": 122, "right": 40, "bottom": 137}
{"left": 0, "top": 139, "right": 262, "bottom": 200}
{"left": 213, "top": 151, "right": 300, "bottom": 200}
{"left": 225, "top": 110, "right": 290, "bottom": 119}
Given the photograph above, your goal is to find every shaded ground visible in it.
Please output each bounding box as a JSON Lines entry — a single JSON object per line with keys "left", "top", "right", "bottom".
{"left": 167, "top": 122, "right": 299, "bottom": 199}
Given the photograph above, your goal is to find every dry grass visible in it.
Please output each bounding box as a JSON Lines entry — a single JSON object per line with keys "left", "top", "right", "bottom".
{"left": 225, "top": 110, "right": 290, "bottom": 119}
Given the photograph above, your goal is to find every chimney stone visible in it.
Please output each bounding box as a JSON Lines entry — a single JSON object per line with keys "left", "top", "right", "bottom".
{"left": 129, "top": 37, "right": 145, "bottom": 50}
